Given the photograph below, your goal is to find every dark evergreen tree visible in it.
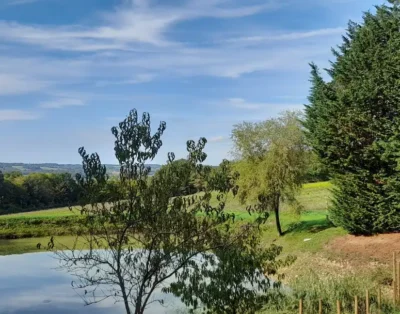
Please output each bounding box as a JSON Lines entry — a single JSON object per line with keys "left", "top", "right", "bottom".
{"left": 304, "top": 1, "right": 400, "bottom": 234}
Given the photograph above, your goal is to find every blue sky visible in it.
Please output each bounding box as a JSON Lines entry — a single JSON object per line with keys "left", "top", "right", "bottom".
{"left": 0, "top": 0, "right": 383, "bottom": 165}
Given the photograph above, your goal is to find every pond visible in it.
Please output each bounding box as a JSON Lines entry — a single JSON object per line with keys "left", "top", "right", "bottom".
{"left": 0, "top": 252, "right": 187, "bottom": 314}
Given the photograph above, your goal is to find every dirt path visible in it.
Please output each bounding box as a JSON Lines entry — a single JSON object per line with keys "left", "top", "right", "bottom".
{"left": 326, "top": 233, "right": 400, "bottom": 263}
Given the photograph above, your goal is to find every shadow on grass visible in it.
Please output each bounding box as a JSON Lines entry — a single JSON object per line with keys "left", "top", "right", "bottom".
{"left": 285, "top": 217, "right": 335, "bottom": 234}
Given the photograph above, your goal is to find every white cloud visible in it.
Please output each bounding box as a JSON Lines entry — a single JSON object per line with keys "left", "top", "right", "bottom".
{"left": 227, "top": 98, "right": 263, "bottom": 110}
{"left": 224, "top": 27, "right": 345, "bottom": 44}
{"left": 6, "top": 0, "right": 40, "bottom": 5}
{"left": 0, "top": 0, "right": 274, "bottom": 50}
{"left": 225, "top": 97, "right": 304, "bottom": 113}
{"left": 97, "top": 40, "right": 329, "bottom": 78}
{"left": 0, "top": 28, "right": 334, "bottom": 94}
{"left": 0, "top": 110, "right": 39, "bottom": 121}
{"left": 0, "top": 74, "right": 47, "bottom": 95}
{"left": 96, "top": 73, "right": 156, "bottom": 87}
{"left": 39, "top": 98, "right": 85, "bottom": 109}
{"left": 208, "top": 136, "right": 227, "bottom": 143}
{"left": 276, "top": 95, "right": 307, "bottom": 100}
{"left": 0, "top": 0, "right": 345, "bottom": 96}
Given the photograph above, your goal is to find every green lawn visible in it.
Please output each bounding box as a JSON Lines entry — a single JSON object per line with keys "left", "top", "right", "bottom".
{"left": 0, "top": 181, "right": 337, "bottom": 255}
{"left": 0, "top": 205, "right": 79, "bottom": 219}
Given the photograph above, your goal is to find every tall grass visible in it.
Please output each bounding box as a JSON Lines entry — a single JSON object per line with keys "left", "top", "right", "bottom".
{"left": 262, "top": 270, "right": 397, "bottom": 313}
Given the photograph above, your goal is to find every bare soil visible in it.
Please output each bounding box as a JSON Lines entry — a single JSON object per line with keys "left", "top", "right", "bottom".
{"left": 326, "top": 233, "right": 400, "bottom": 264}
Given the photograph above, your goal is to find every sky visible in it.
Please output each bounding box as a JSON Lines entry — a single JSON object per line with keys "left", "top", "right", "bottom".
{"left": 0, "top": 0, "right": 384, "bottom": 165}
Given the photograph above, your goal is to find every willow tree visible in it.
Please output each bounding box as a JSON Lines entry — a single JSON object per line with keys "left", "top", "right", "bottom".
{"left": 52, "top": 109, "right": 291, "bottom": 314}
{"left": 304, "top": 0, "right": 400, "bottom": 234}
{"left": 231, "top": 111, "right": 307, "bottom": 236}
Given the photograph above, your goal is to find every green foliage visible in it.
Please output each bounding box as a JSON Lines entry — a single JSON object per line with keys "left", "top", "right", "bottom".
{"left": 153, "top": 159, "right": 208, "bottom": 196}
{"left": 231, "top": 111, "right": 308, "bottom": 236}
{"left": 303, "top": 152, "right": 330, "bottom": 183}
{"left": 0, "top": 171, "right": 4, "bottom": 202}
{"left": 304, "top": 2, "right": 400, "bottom": 234}
{"left": 55, "top": 109, "right": 285, "bottom": 314}
{"left": 169, "top": 238, "right": 295, "bottom": 314}
{"left": 0, "top": 172, "right": 80, "bottom": 214}
{"left": 0, "top": 171, "right": 129, "bottom": 215}
{"left": 207, "top": 159, "right": 239, "bottom": 194}
{"left": 4, "top": 171, "right": 23, "bottom": 180}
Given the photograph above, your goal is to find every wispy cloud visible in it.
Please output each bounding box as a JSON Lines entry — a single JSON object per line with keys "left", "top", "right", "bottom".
{"left": 6, "top": 0, "right": 40, "bottom": 5}
{"left": 227, "top": 98, "right": 263, "bottom": 110}
{"left": 0, "top": 0, "right": 375, "bottom": 165}
{"left": 0, "top": 26, "right": 334, "bottom": 92}
{"left": 0, "top": 74, "right": 47, "bottom": 95}
{"left": 224, "top": 27, "right": 344, "bottom": 44}
{"left": 0, "top": 110, "right": 39, "bottom": 121}
{"left": 208, "top": 136, "right": 227, "bottom": 143}
{"left": 0, "top": 0, "right": 274, "bottom": 50}
{"left": 0, "top": 0, "right": 344, "bottom": 96}
{"left": 39, "top": 98, "right": 85, "bottom": 109}
{"left": 226, "top": 98, "right": 304, "bottom": 111}
{"left": 96, "top": 73, "right": 156, "bottom": 87}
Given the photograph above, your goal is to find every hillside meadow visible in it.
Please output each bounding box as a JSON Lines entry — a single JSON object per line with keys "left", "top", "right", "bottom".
{"left": 0, "top": 181, "right": 335, "bottom": 247}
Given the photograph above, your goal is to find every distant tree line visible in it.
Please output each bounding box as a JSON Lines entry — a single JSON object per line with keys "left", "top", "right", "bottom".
{"left": 0, "top": 170, "right": 144, "bottom": 214}
{"left": 0, "top": 162, "right": 213, "bottom": 214}
{"left": 0, "top": 171, "right": 81, "bottom": 214}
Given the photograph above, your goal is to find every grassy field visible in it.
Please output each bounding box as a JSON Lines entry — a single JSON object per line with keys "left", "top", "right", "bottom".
{"left": 0, "top": 181, "right": 336, "bottom": 253}
{"left": 0, "top": 205, "right": 78, "bottom": 219}
{"left": 0, "top": 181, "right": 332, "bottom": 220}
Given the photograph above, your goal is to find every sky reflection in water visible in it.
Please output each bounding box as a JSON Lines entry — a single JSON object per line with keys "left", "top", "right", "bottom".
{"left": 0, "top": 252, "right": 186, "bottom": 314}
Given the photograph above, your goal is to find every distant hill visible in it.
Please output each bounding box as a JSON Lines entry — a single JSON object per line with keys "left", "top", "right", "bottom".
{"left": 0, "top": 163, "right": 162, "bottom": 176}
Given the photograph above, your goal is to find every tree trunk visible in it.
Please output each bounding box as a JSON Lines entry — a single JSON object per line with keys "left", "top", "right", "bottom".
{"left": 134, "top": 303, "right": 142, "bottom": 314}
{"left": 116, "top": 261, "right": 132, "bottom": 314}
{"left": 120, "top": 283, "right": 132, "bottom": 314}
{"left": 274, "top": 194, "right": 283, "bottom": 236}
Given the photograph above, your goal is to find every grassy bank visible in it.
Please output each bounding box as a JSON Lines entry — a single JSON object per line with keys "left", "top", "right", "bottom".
{"left": 0, "top": 236, "right": 79, "bottom": 255}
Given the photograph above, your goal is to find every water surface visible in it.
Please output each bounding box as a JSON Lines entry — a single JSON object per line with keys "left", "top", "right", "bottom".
{"left": 0, "top": 252, "right": 186, "bottom": 314}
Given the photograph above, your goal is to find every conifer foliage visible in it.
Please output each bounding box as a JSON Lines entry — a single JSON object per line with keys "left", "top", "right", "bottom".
{"left": 304, "top": 1, "right": 400, "bottom": 234}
